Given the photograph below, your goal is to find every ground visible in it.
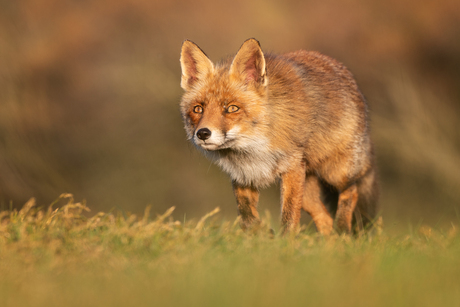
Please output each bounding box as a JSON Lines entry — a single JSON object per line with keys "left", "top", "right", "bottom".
{"left": 0, "top": 195, "right": 459, "bottom": 307}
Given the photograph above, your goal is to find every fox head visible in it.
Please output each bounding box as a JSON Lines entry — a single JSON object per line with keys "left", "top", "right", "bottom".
{"left": 179, "top": 38, "right": 269, "bottom": 153}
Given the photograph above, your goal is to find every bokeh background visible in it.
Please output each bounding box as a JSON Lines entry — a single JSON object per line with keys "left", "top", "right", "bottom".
{"left": 1, "top": 0, "right": 459, "bottom": 228}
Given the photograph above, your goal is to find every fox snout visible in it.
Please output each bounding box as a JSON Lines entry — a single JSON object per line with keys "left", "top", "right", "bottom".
{"left": 193, "top": 125, "right": 242, "bottom": 151}
{"left": 196, "top": 128, "right": 212, "bottom": 140}
{"left": 193, "top": 126, "right": 226, "bottom": 151}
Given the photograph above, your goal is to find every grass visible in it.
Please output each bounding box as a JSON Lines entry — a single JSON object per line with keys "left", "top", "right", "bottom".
{"left": 1, "top": 194, "right": 459, "bottom": 307}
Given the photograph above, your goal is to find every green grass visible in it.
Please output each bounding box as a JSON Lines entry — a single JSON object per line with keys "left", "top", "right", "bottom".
{"left": 1, "top": 194, "right": 459, "bottom": 307}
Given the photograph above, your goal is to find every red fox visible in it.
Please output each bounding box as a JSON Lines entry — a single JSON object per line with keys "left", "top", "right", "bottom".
{"left": 179, "top": 38, "right": 378, "bottom": 234}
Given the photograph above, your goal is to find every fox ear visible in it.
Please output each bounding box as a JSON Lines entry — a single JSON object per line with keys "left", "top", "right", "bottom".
{"left": 180, "top": 40, "right": 214, "bottom": 90}
{"left": 230, "top": 38, "right": 267, "bottom": 87}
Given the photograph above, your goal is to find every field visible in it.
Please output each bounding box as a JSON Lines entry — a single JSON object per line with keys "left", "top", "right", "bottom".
{"left": 1, "top": 2, "right": 459, "bottom": 307}
{"left": 1, "top": 194, "right": 459, "bottom": 307}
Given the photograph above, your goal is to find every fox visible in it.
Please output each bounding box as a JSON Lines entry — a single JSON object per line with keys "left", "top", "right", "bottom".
{"left": 179, "top": 38, "right": 378, "bottom": 235}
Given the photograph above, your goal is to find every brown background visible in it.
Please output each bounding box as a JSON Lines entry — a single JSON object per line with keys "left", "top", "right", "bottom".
{"left": 1, "top": 0, "right": 459, "bottom": 228}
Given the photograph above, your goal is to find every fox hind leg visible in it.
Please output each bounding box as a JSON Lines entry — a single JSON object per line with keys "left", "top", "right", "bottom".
{"left": 335, "top": 183, "right": 359, "bottom": 233}
{"left": 354, "top": 168, "right": 379, "bottom": 232}
{"left": 302, "top": 175, "right": 334, "bottom": 235}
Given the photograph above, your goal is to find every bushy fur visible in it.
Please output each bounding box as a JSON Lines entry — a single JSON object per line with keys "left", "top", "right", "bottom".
{"left": 180, "top": 38, "right": 378, "bottom": 234}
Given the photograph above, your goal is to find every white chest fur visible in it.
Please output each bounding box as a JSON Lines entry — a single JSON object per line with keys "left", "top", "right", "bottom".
{"left": 214, "top": 146, "right": 290, "bottom": 188}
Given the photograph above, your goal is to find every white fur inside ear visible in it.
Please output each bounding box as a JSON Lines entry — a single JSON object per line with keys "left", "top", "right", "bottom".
{"left": 229, "top": 39, "right": 266, "bottom": 86}
{"left": 180, "top": 41, "right": 214, "bottom": 90}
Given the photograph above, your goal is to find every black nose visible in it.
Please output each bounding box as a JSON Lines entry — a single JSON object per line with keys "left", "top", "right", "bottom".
{"left": 196, "top": 128, "right": 212, "bottom": 140}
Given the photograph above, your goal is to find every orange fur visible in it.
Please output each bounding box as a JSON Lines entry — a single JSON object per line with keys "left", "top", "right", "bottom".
{"left": 180, "top": 38, "right": 378, "bottom": 234}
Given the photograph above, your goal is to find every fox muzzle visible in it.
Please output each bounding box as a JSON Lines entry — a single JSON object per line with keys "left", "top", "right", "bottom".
{"left": 196, "top": 128, "right": 212, "bottom": 140}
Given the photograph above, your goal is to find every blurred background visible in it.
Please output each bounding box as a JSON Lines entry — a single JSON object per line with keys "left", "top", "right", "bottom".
{"left": 1, "top": 0, "right": 459, "bottom": 228}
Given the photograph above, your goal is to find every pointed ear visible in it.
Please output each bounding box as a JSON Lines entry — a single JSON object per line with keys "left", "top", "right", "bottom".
{"left": 230, "top": 38, "right": 267, "bottom": 87}
{"left": 180, "top": 40, "right": 214, "bottom": 90}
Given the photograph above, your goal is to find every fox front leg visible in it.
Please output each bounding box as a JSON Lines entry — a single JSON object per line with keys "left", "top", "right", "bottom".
{"left": 232, "top": 182, "right": 260, "bottom": 231}
{"left": 280, "top": 164, "right": 306, "bottom": 234}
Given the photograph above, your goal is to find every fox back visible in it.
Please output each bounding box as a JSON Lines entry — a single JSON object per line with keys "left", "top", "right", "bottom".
{"left": 180, "top": 39, "right": 378, "bottom": 234}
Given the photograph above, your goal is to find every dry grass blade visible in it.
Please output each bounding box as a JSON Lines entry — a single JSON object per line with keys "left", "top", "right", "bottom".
{"left": 154, "top": 206, "right": 176, "bottom": 224}
{"left": 18, "top": 198, "right": 36, "bottom": 221}
{"left": 195, "top": 207, "right": 220, "bottom": 231}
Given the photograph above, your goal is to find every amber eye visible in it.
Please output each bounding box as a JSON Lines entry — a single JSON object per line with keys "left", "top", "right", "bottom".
{"left": 227, "top": 105, "right": 239, "bottom": 113}
{"left": 193, "top": 105, "right": 203, "bottom": 114}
